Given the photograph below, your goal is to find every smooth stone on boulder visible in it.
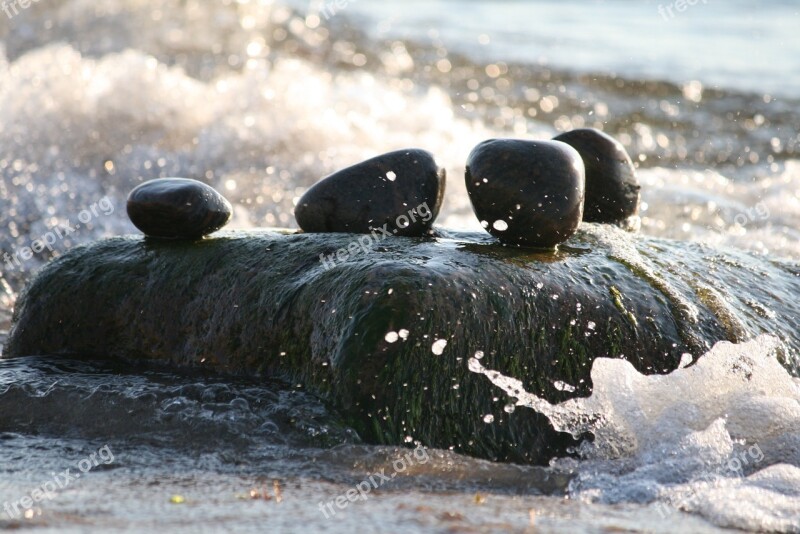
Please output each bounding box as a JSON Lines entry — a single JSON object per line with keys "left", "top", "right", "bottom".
{"left": 553, "top": 128, "right": 640, "bottom": 224}
{"left": 465, "top": 139, "right": 585, "bottom": 249}
{"left": 6, "top": 227, "right": 800, "bottom": 464}
{"left": 294, "top": 149, "right": 446, "bottom": 237}
{"left": 127, "top": 178, "right": 232, "bottom": 240}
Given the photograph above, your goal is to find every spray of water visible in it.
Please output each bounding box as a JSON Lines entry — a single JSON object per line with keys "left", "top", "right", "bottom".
{"left": 470, "top": 335, "right": 800, "bottom": 530}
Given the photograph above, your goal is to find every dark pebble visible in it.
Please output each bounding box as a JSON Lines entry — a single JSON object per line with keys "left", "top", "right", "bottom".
{"left": 127, "top": 178, "right": 232, "bottom": 239}
{"left": 294, "top": 149, "right": 445, "bottom": 236}
{"left": 553, "top": 128, "right": 640, "bottom": 223}
{"left": 465, "top": 139, "right": 585, "bottom": 248}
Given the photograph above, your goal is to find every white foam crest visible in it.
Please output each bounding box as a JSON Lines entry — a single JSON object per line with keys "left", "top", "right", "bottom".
{"left": 470, "top": 335, "right": 800, "bottom": 529}
{"left": 473, "top": 335, "right": 800, "bottom": 458}
{"left": 0, "top": 42, "right": 495, "bottom": 201}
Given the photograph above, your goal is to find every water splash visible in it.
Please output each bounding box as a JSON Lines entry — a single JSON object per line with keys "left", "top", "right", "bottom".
{"left": 470, "top": 335, "right": 800, "bottom": 529}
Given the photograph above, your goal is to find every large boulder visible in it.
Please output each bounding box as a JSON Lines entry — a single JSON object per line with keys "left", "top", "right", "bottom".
{"left": 4, "top": 226, "right": 799, "bottom": 463}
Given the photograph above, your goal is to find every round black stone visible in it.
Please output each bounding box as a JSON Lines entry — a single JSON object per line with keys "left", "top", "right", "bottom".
{"left": 127, "top": 178, "right": 232, "bottom": 240}
{"left": 465, "top": 139, "right": 585, "bottom": 249}
{"left": 294, "top": 149, "right": 445, "bottom": 236}
{"left": 553, "top": 128, "right": 640, "bottom": 223}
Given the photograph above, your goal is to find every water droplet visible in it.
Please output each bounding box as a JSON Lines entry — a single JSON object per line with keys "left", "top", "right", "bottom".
{"left": 587, "top": 321, "right": 596, "bottom": 331}
{"left": 474, "top": 350, "right": 484, "bottom": 360}
{"left": 504, "top": 404, "right": 515, "bottom": 414}
{"left": 385, "top": 331, "right": 399, "bottom": 343}
{"left": 493, "top": 220, "right": 508, "bottom": 231}
{"left": 483, "top": 414, "right": 495, "bottom": 423}
{"left": 386, "top": 171, "right": 397, "bottom": 181}
{"left": 398, "top": 329, "right": 410, "bottom": 340}
{"left": 553, "top": 381, "right": 576, "bottom": 393}
{"left": 432, "top": 339, "right": 448, "bottom": 355}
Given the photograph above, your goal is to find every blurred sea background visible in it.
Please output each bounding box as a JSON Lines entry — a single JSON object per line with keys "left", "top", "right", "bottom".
{"left": 1, "top": 1, "right": 800, "bottom": 532}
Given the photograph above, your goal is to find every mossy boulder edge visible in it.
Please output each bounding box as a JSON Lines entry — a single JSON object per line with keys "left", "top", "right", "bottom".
{"left": 5, "top": 226, "right": 800, "bottom": 463}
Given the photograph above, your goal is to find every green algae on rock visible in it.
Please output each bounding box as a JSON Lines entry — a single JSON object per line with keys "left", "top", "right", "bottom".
{"left": 5, "top": 226, "right": 800, "bottom": 463}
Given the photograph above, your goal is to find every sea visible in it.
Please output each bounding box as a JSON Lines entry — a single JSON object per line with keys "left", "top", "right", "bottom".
{"left": 1, "top": 0, "right": 799, "bottom": 531}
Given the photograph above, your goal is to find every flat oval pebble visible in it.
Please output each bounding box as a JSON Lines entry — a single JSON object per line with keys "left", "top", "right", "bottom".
{"left": 294, "top": 149, "right": 446, "bottom": 236}
{"left": 553, "top": 128, "right": 640, "bottom": 223}
{"left": 127, "top": 178, "right": 232, "bottom": 240}
{"left": 465, "top": 138, "right": 585, "bottom": 248}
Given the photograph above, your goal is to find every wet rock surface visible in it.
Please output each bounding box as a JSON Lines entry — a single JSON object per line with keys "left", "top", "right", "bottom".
{"left": 5, "top": 227, "right": 800, "bottom": 464}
